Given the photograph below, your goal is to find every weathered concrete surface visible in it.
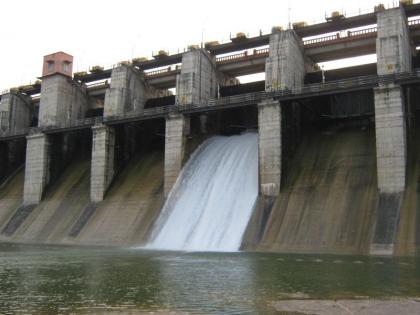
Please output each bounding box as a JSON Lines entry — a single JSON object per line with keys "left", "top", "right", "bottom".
{"left": 90, "top": 124, "right": 115, "bottom": 202}
{"left": 258, "top": 99, "right": 281, "bottom": 197}
{"left": 38, "top": 74, "right": 88, "bottom": 127}
{"left": 272, "top": 299, "right": 420, "bottom": 315}
{"left": 104, "top": 65, "right": 148, "bottom": 117}
{"left": 371, "top": 85, "right": 407, "bottom": 256}
{"left": 265, "top": 30, "right": 305, "bottom": 92}
{"left": 23, "top": 133, "right": 50, "bottom": 205}
{"left": 395, "top": 129, "right": 420, "bottom": 256}
{"left": 376, "top": 7, "right": 412, "bottom": 76}
{"left": 0, "top": 151, "right": 163, "bottom": 246}
{"left": 164, "top": 113, "right": 190, "bottom": 197}
{"left": 259, "top": 127, "right": 377, "bottom": 254}
{"left": 373, "top": 84, "right": 407, "bottom": 194}
{"left": 176, "top": 48, "right": 218, "bottom": 106}
{"left": 0, "top": 169, "right": 23, "bottom": 233}
{"left": 0, "top": 93, "right": 32, "bottom": 133}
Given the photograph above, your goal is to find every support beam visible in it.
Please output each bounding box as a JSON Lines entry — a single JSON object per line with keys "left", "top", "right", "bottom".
{"left": 23, "top": 133, "right": 50, "bottom": 205}
{"left": 164, "top": 113, "right": 190, "bottom": 197}
{"left": 90, "top": 124, "right": 115, "bottom": 202}
{"left": 258, "top": 99, "right": 281, "bottom": 197}
{"left": 38, "top": 74, "right": 88, "bottom": 127}
{"left": 176, "top": 48, "right": 218, "bottom": 106}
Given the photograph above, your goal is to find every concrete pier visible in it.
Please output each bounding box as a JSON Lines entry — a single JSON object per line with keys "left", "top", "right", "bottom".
{"left": 258, "top": 99, "right": 282, "bottom": 197}
{"left": 258, "top": 29, "right": 305, "bottom": 197}
{"left": 104, "top": 65, "right": 149, "bottom": 117}
{"left": 0, "top": 93, "right": 32, "bottom": 133}
{"left": 90, "top": 124, "right": 115, "bottom": 202}
{"left": 23, "top": 133, "right": 50, "bottom": 205}
{"left": 38, "top": 74, "right": 88, "bottom": 127}
{"left": 265, "top": 30, "right": 305, "bottom": 92}
{"left": 371, "top": 7, "right": 412, "bottom": 256}
{"left": 176, "top": 48, "right": 218, "bottom": 106}
{"left": 164, "top": 113, "right": 189, "bottom": 197}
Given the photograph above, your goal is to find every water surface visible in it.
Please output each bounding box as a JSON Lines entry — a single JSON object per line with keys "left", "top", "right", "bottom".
{"left": 0, "top": 243, "right": 419, "bottom": 314}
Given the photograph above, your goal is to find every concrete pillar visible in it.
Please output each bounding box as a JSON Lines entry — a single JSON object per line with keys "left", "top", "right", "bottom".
{"left": 374, "top": 84, "right": 407, "bottom": 193}
{"left": 90, "top": 124, "right": 115, "bottom": 202}
{"left": 0, "top": 93, "right": 32, "bottom": 134}
{"left": 374, "top": 7, "right": 411, "bottom": 194}
{"left": 370, "top": 7, "right": 412, "bottom": 255}
{"left": 38, "top": 74, "right": 88, "bottom": 127}
{"left": 104, "top": 65, "right": 150, "bottom": 117}
{"left": 376, "top": 7, "right": 412, "bottom": 76}
{"left": 176, "top": 48, "right": 218, "bottom": 106}
{"left": 164, "top": 113, "right": 190, "bottom": 197}
{"left": 258, "top": 99, "right": 281, "bottom": 197}
{"left": 265, "top": 29, "right": 305, "bottom": 92}
{"left": 23, "top": 133, "right": 50, "bottom": 205}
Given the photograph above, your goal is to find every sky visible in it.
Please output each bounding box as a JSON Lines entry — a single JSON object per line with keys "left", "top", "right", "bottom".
{"left": 0, "top": 0, "right": 404, "bottom": 92}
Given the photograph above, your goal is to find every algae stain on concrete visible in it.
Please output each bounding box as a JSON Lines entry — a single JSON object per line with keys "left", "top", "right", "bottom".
{"left": 258, "top": 126, "right": 378, "bottom": 254}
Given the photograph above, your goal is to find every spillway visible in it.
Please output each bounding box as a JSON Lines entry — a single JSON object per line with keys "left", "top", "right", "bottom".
{"left": 147, "top": 132, "right": 258, "bottom": 252}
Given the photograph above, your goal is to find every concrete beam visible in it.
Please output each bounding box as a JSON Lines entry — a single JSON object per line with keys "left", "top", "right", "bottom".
{"left": 258, "top": 99, "right": 281, "bottom": 197}
{"left": 176, "top": 48, "right": 218, "bottom": 106}
{"left": 90, "top": 124, "right": 115, "bottom": 202}
{"left": 23, "top": 133, "right": 50, "bottom": 205}
{"left": 164, "top": 113, "right": 190, "bottom": 197}
{"left": 38, "top": 74, "right": 88, "bottom": 127}
{"left": 265, "top": 30, "right": 305, "bottom": 92}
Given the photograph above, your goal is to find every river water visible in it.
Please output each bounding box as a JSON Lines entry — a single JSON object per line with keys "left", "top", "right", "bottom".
{"left": 0, "top": 243, "right": 420, "bottom": 314}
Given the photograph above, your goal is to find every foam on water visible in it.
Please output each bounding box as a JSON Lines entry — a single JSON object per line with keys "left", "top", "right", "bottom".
{"left": 147, "top": 132, "right": 258, "bottom": 252}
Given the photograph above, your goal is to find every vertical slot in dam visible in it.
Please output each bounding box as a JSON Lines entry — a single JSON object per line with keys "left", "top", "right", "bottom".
{"left": 147, "top": 132, "right": 258, "bottom": 252}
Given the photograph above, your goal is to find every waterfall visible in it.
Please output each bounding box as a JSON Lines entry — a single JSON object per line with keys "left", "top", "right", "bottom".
{"left": 147, "top": 132, "right": 258, "bottom": 252}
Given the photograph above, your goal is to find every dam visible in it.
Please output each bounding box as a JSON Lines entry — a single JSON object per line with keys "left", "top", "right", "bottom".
{"left": 1, "top": 2, "right": 420, "bottom": 257}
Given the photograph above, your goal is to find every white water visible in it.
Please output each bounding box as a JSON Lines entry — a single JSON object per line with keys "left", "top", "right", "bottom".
{"left": 147, "top": 132, "right": 258, "bottom": 252}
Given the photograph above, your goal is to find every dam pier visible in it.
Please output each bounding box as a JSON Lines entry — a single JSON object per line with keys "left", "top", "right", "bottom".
{"left": 1, "top": 2, "right": 420, "bottom": 255}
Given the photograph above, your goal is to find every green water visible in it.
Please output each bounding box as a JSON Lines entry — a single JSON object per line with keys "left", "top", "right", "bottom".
{"left": 0, "top": 243, "right": 419, "bottom": 314}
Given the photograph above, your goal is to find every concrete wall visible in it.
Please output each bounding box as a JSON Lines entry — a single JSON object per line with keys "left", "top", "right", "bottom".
{"left": 23, "top": 133, "right": 50, "bottom": 205}
{"left": 90, "top": 124, "right": 115, "bottom": 202}
{"left": 0, "top": 93, "right": 32, "bottom": 133}
{"left": 38, "top": 74, "right": 88, "bottom": 127}
{"left": 258, "top": 99, "right": 282, "bottom": 197}
{"left": 164, "top": 113, "right": 190, "bottom": 197}
{"left": 265, "top": 30, "right": 305, "bottom": 92}
{"left": 176, "top": 48, "right": 218, "bottom": 106}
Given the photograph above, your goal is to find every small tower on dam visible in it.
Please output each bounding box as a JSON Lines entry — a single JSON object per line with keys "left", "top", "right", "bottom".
{"left": 23, "top": 52, "right": 89, "bottom": 205}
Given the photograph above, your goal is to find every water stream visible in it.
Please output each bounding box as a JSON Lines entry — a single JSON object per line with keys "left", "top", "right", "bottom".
{"left": 147, "top": 132, "right": 258, "bottom": 251}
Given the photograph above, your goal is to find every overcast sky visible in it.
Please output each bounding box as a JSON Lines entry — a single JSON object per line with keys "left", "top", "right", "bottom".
{"left": 0, "top": 0, "right": 404, "bottom": 91}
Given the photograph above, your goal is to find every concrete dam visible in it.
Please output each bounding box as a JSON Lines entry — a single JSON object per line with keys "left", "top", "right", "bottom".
{"left": 1, "top": 3, "right": 420, "bottom": 256}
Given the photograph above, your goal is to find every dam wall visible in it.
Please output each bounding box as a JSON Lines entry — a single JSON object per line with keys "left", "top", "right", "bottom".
{"left": 0, "top": 3, "right": 420, "bottom": 255}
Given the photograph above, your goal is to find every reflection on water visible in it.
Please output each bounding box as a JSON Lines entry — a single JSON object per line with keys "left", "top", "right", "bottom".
{"left": 0, "top": 243, "right": 419, "bottom": 314}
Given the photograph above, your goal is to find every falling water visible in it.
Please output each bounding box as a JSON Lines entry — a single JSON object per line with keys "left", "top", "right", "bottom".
{"left": 147, "top": 132, "right": 258, "bottom": 252}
